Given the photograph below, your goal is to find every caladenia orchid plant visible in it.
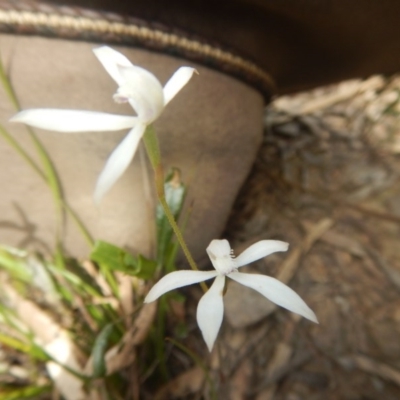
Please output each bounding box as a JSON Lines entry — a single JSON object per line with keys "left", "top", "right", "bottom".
{"left": 2, "top": 43, "right": 319, "bottom": 394}
{"left": 145, "top": 239, "right": 318, "bottom": 351}
{"left": 11, "top": 46, "right": 197, "bottom": 203}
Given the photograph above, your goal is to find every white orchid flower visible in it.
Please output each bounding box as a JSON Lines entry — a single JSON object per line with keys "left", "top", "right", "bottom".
{"left": 145, "top": 239, "right": 318, "bottom": 352}
{"left": 10, "top": 46, "right": 197, "bottom": 202}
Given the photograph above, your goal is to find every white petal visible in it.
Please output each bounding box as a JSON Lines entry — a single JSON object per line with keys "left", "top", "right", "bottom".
{"left": 163, "top": 67, "right": 197, "bottom": 106}
{"left": 235, "top": 240, "right": 289, "bottom": 268}
{"left": 117, "top": 65, "right": 165, "bottom": 123}
{"left": 196, "top": 275, "right": 225, "bottom": 352}
{"left": 93, "top": 46, "right": 133, "bottom": 86}
{"left": 94, "top": 122, "right": 145, "bottom": 203}
{"left": 10, "top": 110, "right": 137, "bottom": 132}
{"left": 229, "top": 272, "right": 318, "bottom": 323}
{"left": 144, "top": 270, "right": 218, "bottom": 303}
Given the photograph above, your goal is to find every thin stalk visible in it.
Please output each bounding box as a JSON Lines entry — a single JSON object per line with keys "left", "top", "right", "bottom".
{"left": 159, "top": 186, "right": 208, "bottom": 292}
{"left": 157, "top": 195, "right": 198, "bottom": 274}
{"left": 143, "top": 126, "right": 207, "bottom": 292}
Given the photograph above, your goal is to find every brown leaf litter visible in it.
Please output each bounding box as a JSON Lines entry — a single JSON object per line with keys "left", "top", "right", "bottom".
{"left": 215, "top": 74, "right": 400, "bottom": 400}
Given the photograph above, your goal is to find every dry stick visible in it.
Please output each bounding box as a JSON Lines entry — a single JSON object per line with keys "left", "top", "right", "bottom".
{"left": 249, "top": 350, "right": 312, "bottom": 396}
{"left": 266, "top": 218, "right": 334, "bottom": 302}
{"left": 285, "top": 179, "right": 400, "bottom": 226}
{"left": 339, "top": 354, "right": 400, "bottom": 387}
{"left": 225, "top": 324, "right": 271, "bottom": 379}
{"left": 230, "top": 219, "right": 332, "bottom": 397}
{"left": 254, "top": 322, "right": 297, "bottom": 399}
{"left": 365, "top": 248, "right": 400, "bottom": 293}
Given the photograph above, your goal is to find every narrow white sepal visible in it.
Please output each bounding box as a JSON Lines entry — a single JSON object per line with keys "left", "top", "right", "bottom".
{"left": 144, "top": 270, "right": 218, "bottom": 303}
{"left": 94, "top": 122, "right": 145, "bottom": 203}
{"left": 229, "top": 272, "right": 318, "bottom": 323}
{"left": 235, "top": 240, "right": 289, "bottom": 268}
{"left": 10, "top": 110, "right": 137, "bottom": 132}
{"left": 93, "top": 46, "right": 133, "bottom": 86}
{"left": 163, "top": 67, "right": 198, "bottom": 106}
{"left": 196, "top": 275, "right": 225, "bottom": 352}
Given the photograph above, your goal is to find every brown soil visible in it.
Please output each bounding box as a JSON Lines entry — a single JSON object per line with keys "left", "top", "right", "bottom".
{"left": 158, "top": 75, "right": 400, "bottom": 400}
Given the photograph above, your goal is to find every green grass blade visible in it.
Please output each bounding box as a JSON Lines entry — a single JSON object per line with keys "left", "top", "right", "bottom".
{"left": 64, "top": 203, "right": 94, "bottom": 247}
{"left": 91, "top": 323, "right": 114, "bottom": 378}
{"left": 0, "top": 248, "right": 31, "bottom": 282}
{"left": 0, "top": 55, "right": 93, "bottom": 248}
{"left": 0, "top": 124, "right": 44, "bottom": 179}
{"left": 0, "top": 385, "right": 52, "bottom": 400}
{"left": 26, "top": 127, "right": 65, "bottom": 237}
{"left": 0, "top": 333, "right": 48, "bottom": 361}
{"left": 0, "top": 55, "right": 20, "bottom": 110}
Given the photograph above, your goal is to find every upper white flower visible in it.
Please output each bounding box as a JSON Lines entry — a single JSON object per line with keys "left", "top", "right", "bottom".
{"left": 10, "top": 46, "right": 197, "bottom": 202}
{"left": 145, "top": 239, "right": 318, "bottom": 352}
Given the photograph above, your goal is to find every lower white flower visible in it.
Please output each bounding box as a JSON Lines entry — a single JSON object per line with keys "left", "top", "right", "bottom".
{"left": 145, "top": 239, "right": 318, "bottom": 351}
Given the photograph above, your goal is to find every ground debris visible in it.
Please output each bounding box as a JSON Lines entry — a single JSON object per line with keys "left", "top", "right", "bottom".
{"left": 222, "top": 74, "right": 400, "bottom": 399}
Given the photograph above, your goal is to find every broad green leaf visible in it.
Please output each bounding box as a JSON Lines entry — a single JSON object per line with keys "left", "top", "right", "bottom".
{"left": 90, "top": 241, "right": 157, "bottom": 279}
{"left": 135, "top": 255, "right": 157, "bottom": 280}
{"left": 91, "top": 241, "right": 139, "bottom": 273}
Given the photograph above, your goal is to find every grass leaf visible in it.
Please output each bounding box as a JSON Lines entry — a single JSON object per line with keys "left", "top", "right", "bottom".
{"left": 91, "top": 323, "right": 114, "bottom": 378}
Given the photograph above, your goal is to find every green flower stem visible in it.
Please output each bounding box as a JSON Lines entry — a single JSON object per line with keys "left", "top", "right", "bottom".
{"left": 142, "top": 124, "right": 161, "bottom": 167}
{"left": 143, "top": 125, "right": 207, "bottom": 292}
{"left": 157, "top": 195, "right": 197, "bottom": 272}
